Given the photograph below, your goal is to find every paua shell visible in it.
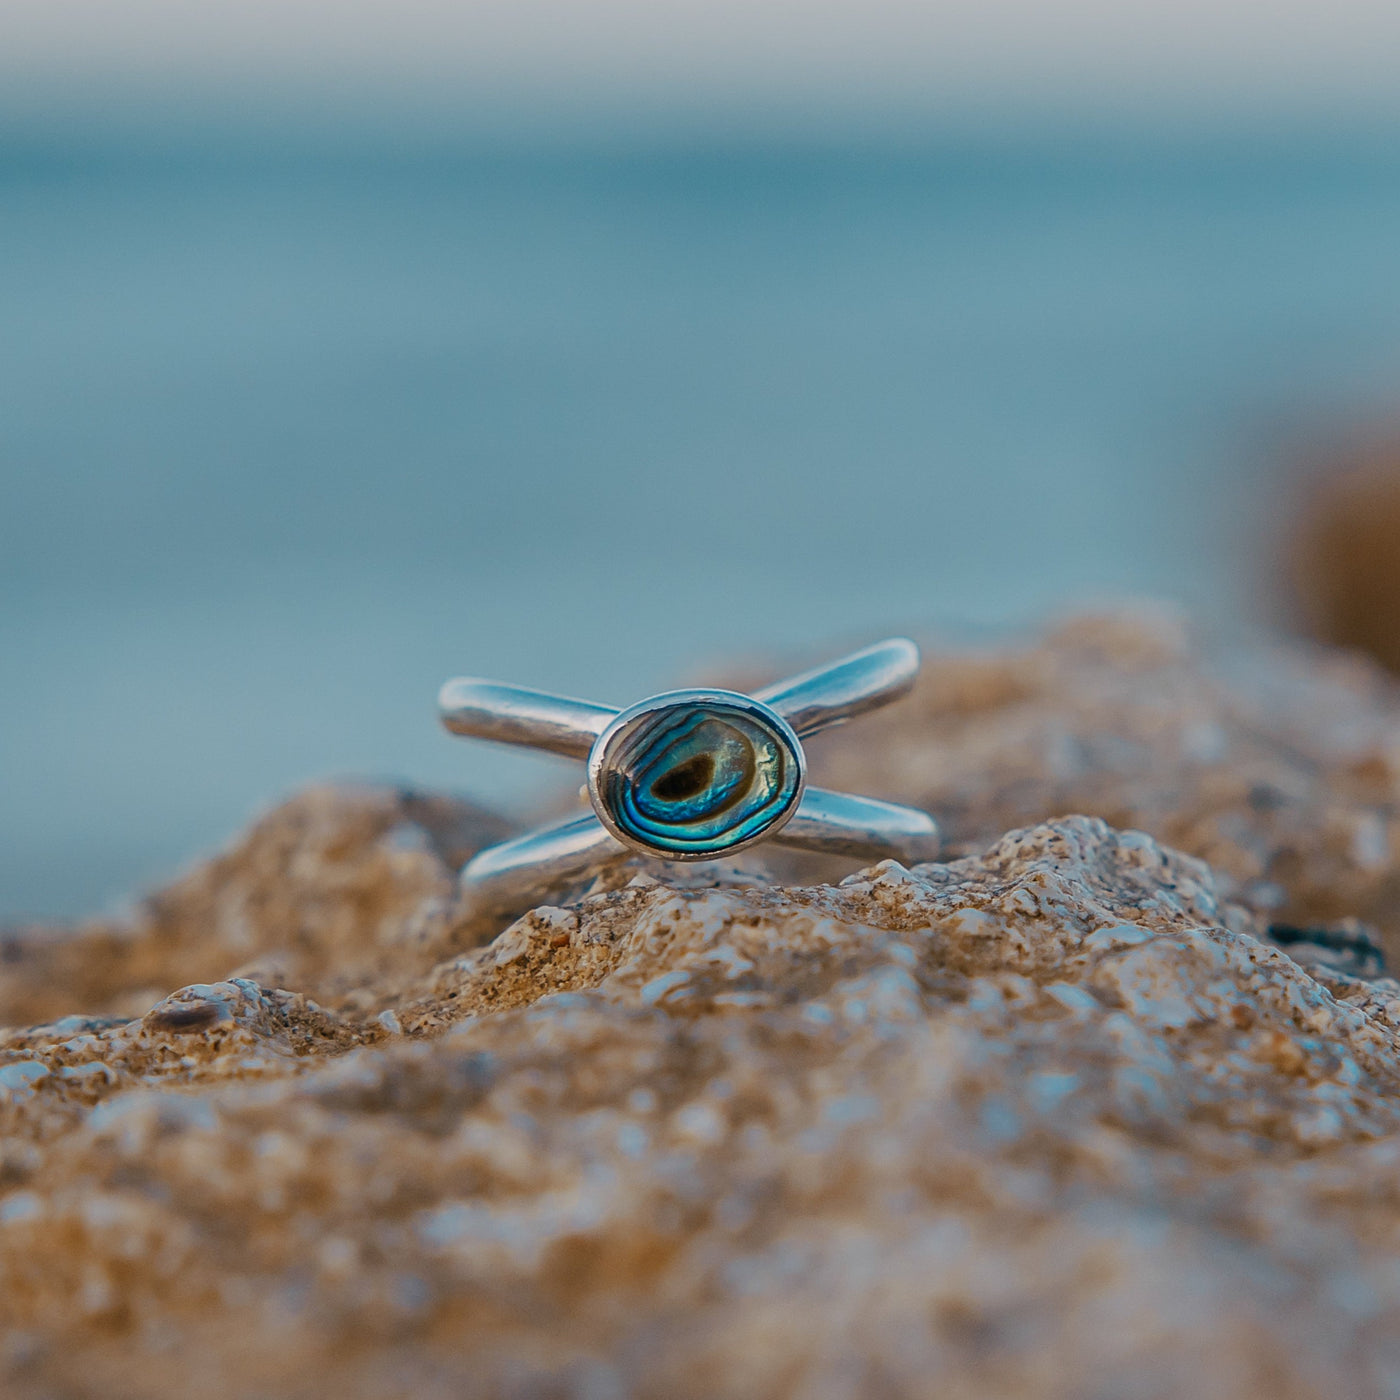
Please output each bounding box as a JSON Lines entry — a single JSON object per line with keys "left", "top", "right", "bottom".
{"left": 589, "top": 692, "right": 804, "bottom": 858}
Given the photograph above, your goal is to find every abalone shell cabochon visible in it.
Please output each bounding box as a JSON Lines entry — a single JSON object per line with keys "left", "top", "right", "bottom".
{"left": 588, "top": 691, "right": 805, "bottom": 859}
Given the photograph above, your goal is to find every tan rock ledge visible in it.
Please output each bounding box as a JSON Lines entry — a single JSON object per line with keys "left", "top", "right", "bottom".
{"left": 5, "top": 611, "right": 1400, "bottom": 1399}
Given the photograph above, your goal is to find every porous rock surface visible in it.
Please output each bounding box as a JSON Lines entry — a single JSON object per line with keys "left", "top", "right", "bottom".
{"left": 7, "top": 614, "right": 1400, "bottom": 1398}
{"left": 1286, "top": 449, "right": 1400, "bottom": 675}
{"left": 803, "top": 608, "right": 1400, "bottom": 962}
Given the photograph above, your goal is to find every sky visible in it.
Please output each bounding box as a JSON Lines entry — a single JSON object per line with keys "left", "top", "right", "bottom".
{"left": 4, "top": 0, "right": 1400, "bottom": 126}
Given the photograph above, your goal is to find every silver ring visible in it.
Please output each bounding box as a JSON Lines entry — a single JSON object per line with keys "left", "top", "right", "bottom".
{"left": 438, "top": 638, "right": 940, "bottom": 918}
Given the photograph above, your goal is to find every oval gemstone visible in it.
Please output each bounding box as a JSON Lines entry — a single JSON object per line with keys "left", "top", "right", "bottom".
{"left": 595, "top": 699, "right": 801, "bottom": 857}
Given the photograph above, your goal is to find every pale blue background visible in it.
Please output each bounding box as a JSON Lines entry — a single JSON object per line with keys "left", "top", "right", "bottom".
{"left": 5, "top": 125, "right": 1400, "bottom": 917}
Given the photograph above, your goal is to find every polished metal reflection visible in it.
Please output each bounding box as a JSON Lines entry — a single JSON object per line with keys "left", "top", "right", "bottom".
{"left": 439, "top": 638, "right": 940, "bottom": 918}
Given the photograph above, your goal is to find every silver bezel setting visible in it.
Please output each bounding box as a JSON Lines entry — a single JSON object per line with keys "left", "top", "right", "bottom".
{"left": 585, "top": 688, "right": 807, "bottom": 861}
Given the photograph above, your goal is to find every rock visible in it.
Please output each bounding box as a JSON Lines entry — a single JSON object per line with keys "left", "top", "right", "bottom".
{"left": 0, "top": 785, "right": 509, "bottom": 1026}
{"left": 795, "top": 607, "right": 1400, "bottom": 965}
{"left": 1286, "top": 445, "right": 1400, "bottom": 674}
{"left": 5, "top": 618, "right": 1400, "bottom": 1396}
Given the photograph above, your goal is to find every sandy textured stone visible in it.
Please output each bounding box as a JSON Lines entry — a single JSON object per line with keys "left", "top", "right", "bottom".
{"left": 1287, "top": 449, "right": 1400, "bottom": 675}
{"left": 7, "top": 616, "right": 1400, "bottom": 1398}
{"left": 800, "top": 608, "right": 1400, "bottom": 963}
{"left": 0, "top": 785, "right": 508, "bottom": 1026}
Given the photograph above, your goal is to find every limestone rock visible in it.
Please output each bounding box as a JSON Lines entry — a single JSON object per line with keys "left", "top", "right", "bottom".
{"left": 799, "top": 608, "right": 1400, "bottom": 963}
{"left": 0, "top": 785, "right": 508, "bottom": 1026}
{"left": 1286, "top": 446, "right": 1400, "bottom": 675}
{"left": 5, "top": 619, "right": 1400, "bottom": 1397}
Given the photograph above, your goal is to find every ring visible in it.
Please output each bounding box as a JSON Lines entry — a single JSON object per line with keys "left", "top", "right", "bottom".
{"left": 439, "top": 638, "right": 941, "bottom": 918}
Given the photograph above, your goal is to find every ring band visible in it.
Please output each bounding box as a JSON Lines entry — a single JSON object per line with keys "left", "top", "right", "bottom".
{"left": 439, "top": 638, "right": 940, "bottom": 918}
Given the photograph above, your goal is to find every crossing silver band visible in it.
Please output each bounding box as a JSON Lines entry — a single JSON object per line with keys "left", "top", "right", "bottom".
{"left": 440, "top": 638, "right": 940, "bottom": 919}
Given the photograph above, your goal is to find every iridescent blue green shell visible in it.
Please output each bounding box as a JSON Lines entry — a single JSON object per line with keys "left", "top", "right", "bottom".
{"left": 591, "top": 695, "right": 802, "bottom": 858}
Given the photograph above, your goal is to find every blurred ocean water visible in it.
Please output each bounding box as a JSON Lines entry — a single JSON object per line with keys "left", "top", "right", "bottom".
{"left": 5, "top": 123, "right": 1400, "bottom": 918}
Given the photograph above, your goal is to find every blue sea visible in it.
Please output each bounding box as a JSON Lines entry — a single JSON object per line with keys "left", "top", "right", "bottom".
{"left": 5, "top": 121, "right": 1400, "bottom": 918}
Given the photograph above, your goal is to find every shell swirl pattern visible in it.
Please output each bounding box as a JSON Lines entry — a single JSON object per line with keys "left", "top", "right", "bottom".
{"left": 592, "top": 696, "right": 803, "bottom": 857}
